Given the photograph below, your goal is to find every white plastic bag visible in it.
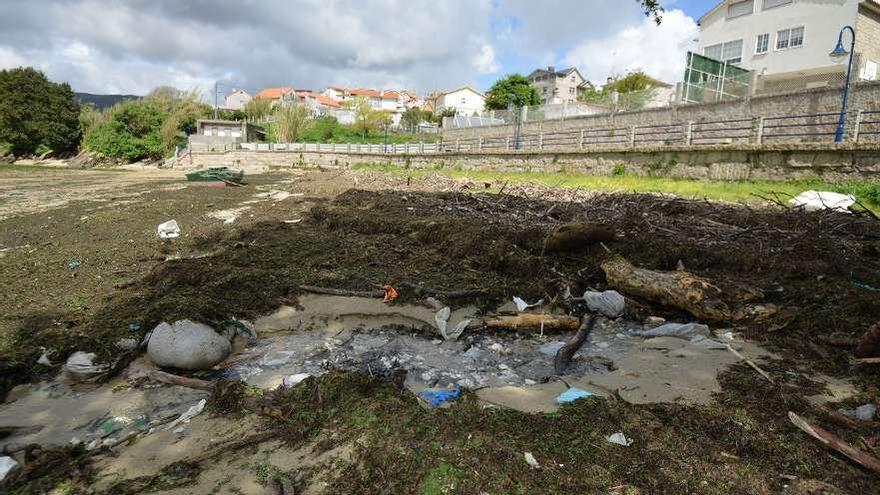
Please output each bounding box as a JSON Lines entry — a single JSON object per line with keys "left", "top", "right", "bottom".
{"left": 789, "top": 190, "right": 855, "bottom": 213}
{"left": 584, "top": 290, "right": 625, "bottom": 318}
{"left": 64, "top": 351, "right": 109, "bottom": 382}
{"left": 157, "top": 219, "right": 181, "bottom": 239}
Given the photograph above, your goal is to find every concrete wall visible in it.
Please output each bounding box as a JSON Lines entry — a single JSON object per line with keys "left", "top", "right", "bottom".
{"left": 441, "top": 80, "right": 880, "bottom": 141}
{"left": 184, "top": 147, "right": 880, "bottom": 182}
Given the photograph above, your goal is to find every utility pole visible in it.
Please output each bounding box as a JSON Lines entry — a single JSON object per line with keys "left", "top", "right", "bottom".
{"left": 213, "top": 81, "right": 218, "bottom": 119}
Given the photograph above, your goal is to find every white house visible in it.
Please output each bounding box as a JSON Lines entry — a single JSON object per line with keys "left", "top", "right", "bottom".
{"left": 432, "top": 86, "right": 485, "bottom": 116}
{"left": 697, "top": 0, "right": 880, "bottom": 91}
{"left": 223, "top": 89, "right": 252, "bottom": 111}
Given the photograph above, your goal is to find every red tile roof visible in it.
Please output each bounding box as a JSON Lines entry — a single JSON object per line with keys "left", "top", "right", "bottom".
{"left": 255, "top": 87, "right": 295, "bottom": 99}
{"left": 382, "top": 91, "right": 400, "bottom": 100}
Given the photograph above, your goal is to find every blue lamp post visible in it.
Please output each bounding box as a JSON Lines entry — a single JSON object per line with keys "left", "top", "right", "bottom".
{"left": 830, "top": 26, "right": 856, "bottom": 143}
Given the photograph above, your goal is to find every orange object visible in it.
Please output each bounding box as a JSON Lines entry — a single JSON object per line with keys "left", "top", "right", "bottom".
{"left": 382, "top": 285, "right": 398, "bottom": 303}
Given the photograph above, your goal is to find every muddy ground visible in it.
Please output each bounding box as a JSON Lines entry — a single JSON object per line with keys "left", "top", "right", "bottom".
{"left": 1, "top": 164, "right": 879, "bottom": 494}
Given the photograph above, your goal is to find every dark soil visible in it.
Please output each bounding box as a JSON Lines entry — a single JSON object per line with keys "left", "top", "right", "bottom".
{"left": 2, "top": 169, "right": 880, "bottom": 493}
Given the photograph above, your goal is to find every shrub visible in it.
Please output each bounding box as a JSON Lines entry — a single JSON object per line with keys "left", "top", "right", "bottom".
{"left": 0, "top": 67, "right": 81, "bottom": 156}
{"left": 83, "top": 100, "right": 166, "bottom": 161}
{"left": 612, "top": 164, "right": 626, "bottom": 176}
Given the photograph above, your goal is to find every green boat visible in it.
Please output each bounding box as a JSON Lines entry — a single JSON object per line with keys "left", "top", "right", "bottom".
{"left": 185, "top": 167, "right": 245, "bottom": 184}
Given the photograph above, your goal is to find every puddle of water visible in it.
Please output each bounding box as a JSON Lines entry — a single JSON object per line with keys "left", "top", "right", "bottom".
{"left": 0, "top": 294, "right": 773, "bottom": 452}
{"left": 0, "top": 369, "right": 209, "bottom": 448}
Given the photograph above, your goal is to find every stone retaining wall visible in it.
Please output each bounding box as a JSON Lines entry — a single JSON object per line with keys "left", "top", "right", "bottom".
{"left": 441, "top": 81, "right": 880, "bottom": 141}
{"left": 185, "top": 146, "right": 880, "bottom": 182}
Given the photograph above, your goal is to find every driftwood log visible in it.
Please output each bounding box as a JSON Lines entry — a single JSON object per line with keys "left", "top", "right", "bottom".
{"left": 478, "top": 314, "right": 580, "bottom": 332}
{"left": 554, "top": 315, "right": 597, "bottom": 374}
{"left": 601, "top": 257, "right": 731, "bottom": 321}
{"left": 789, "top": 411, "right": 880, "bottom": 475}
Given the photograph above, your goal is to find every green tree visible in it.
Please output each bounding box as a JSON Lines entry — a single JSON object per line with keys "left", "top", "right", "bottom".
{"left": 0, "top": 67, "right": 81, "bottom": 156}
{"left": 348, "top": 96, "right": 387, "bottom": 138}
{"left": 400, "top": 107, "right": 423, "bottom": 132}
{"left": 83, "top": 100, "right": 166, "bottom": 161}
{"left": 639, "top": 0, "right": 663, "bottom": 24}
{"left": 579, "top": 70, "right": 666, "bottom": 110}
{"left": 244, "top": 98, "right": 273, "bottom": 120}
{"left": 483, "top": 74, "right": 541, "bottom": 110}
{"left": 273, "top": 102, "right": 311, "bottom": 143}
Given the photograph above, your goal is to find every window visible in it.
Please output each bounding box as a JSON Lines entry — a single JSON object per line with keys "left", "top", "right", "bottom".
{"left": 728, "top": 0, "right": 754, "bottom": 18}
{"left": 704, "top": 43, "right": 723, "bottom": 60}
{"left": 755, "top": 33, "right": 770, "bottom": 54}
{"left": 763, "top": 0, "right": 791, "bottom": 9}
{"left": 722, "top": 39, "right": 744, "bottom": 64}
{"left": 542, "top": 87, "right": 547, "bottom": 94}
{"left": 776, "top": 26, "right": 804, "bottom": 50}
{"left": 460, "top": 97, "right": 466, "bottom": 105}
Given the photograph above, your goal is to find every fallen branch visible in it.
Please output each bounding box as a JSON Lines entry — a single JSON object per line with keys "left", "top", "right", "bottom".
{"left": 213, "top": 350, "right": 266, "bottom": 370}
{"left": 299, "top": 285, "right": 384, "bottom": 298}
{"left": 727, "top": 344, "right": 775, "bottom": 384}
{"left": 554, "top": 315, "right": 597, "bottom": 374}
{"left": 149, "top": 370, "right": 214, "bottom": 391}
{"left": 806, "top": 397, "right": 880, "bottom": 429}
{"left": 478, "top": 314, "right": 580, "bottom": 332}
{"left": 601, "top": 257, "right": 731, "bottom": 321}
{"left": 852, "top": 357, "right": 880, "bottom": 365}
{"left": 788, "top": 411, "right": 880, "bottom": 475}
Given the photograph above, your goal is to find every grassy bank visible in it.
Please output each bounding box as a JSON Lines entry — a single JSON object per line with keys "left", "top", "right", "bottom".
{"left": 352, "top": 162, "right": 880, "bottom": 212}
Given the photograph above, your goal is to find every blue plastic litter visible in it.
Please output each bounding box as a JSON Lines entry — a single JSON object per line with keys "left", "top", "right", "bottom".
{"left": 66, "top": 261, "right": 81, "bottom": 270}
{"left": 420, "top": 386, "right": 462, "bottom": 408}
{"left": 129, "top": 323, "right": 141, "bottom": 332}
{"left": 555, "top": 387, "right": 594, "bottom": 405}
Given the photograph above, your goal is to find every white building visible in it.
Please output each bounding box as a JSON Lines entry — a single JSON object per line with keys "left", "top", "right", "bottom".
{"left": 698, "top": 0, "right": 880, "bottom": 91}
{"left": 223, "top": 89, "right": 252, "bottom": 111}
{"left": 432, "top": 86, "right": 485, "bottom": 116}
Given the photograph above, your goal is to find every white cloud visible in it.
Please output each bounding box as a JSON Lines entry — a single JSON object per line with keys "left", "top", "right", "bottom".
{"left": 562, "top": 9, "right": 699, "bottom": 85}
{"left": 473, "top": 43, "right": 501, "bottom": 74}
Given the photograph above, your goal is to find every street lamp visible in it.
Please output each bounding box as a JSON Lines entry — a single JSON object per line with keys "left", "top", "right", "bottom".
{"left": 830, "top": 25, "right": 856, "bottom": 143}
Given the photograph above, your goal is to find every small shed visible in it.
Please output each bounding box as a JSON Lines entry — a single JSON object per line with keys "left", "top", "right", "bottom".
{"left": 189, "top": 119, "right": 266, "bottom": 151}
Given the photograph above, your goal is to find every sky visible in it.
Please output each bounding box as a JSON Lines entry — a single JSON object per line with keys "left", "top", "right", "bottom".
{"left": 0, "top": 0, "right": 718, "bottom": 99}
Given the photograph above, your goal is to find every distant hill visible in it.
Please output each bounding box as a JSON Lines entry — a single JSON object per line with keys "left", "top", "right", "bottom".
{"left": 75, "top": 92, "right": 140, "bottom": 109}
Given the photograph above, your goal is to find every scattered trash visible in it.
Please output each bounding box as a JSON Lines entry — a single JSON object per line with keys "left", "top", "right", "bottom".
{"left": 223, "top": 217, "right": 235, "bottom": 225}
{"left": 283, "top": 218, "right": 303, "bottom": 224}
{"left": 524, "top": 452, "right": 540, "bottom": 469}
{"left": 434, "top": 307, "right": 451, "bottom": 337}
{"left": 425, "top": 296, "right": 444, "bottom": 310}
{"left": 115, "top": 338, "right": 139, "bottom": 351}
{"left": 636, "top": 322, "right": 710, "bottom": 339}
{"left": 0, "top": 456, "right": 19, "bottom": 482}
{"left": 66, "top": 260, "right": 81, "bottom": 270}
{"left": 688, "top": 335, "right": 729, "bottom": 350}
{"left": 85, "top": 439, "right": 100, "bottom": 451}
{"left": 185, "top": 166, "right": 245, "bottom": 185}
{"left": 840, "top": 404, "right": 878, "bottom": 422}
{"left": 130, "top": 323, "right": 141, "bottom": 332}
{"left": 789, "top": 190, "right": 855, "bottom": 213}
{"left": 36, "top": 353, "right": 52, "bottom": 366}
{"left": 606, "top": 432, "right": 633, "bottom": 447}
{"left": 382, "top": 285, "right": 398, "bottom": 303}
{"left": 556, "top": 387, "right": 595, "bottom": 404}
{"left": 513, "top": 296, "right": 544, "bottom": 312}
{"left": 165, "top": 399, "right": 207, "bottom": 431}
{"left": 852, "top": 281, "right": 880, "bottom": 292}
{"left": 64, "top": 351, "right": 109, "bottom": 382}
{"left": 282, "top": 373, "right": 311, "bottom": 388}
{"left": 584, "top": 290, "right": 626, "bottom": 318}
{"left": 223, "top": 318, "right": 258, "bottom": 342}
{"left": 419, "top": 386, "right": 461, "bottom": 408}
{"left": 538, "top": 341, "right": 567, "bottom": 357}
{"left": 147, "top": 320, "right": 232, "bottom": 370}
{"left": 157, "top": 220, "right": 181, "bottom": 239}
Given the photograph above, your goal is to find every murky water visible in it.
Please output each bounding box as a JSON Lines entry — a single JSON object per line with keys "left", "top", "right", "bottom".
{"left": 0, "top": 294, "right": 772, "bottom": 451}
